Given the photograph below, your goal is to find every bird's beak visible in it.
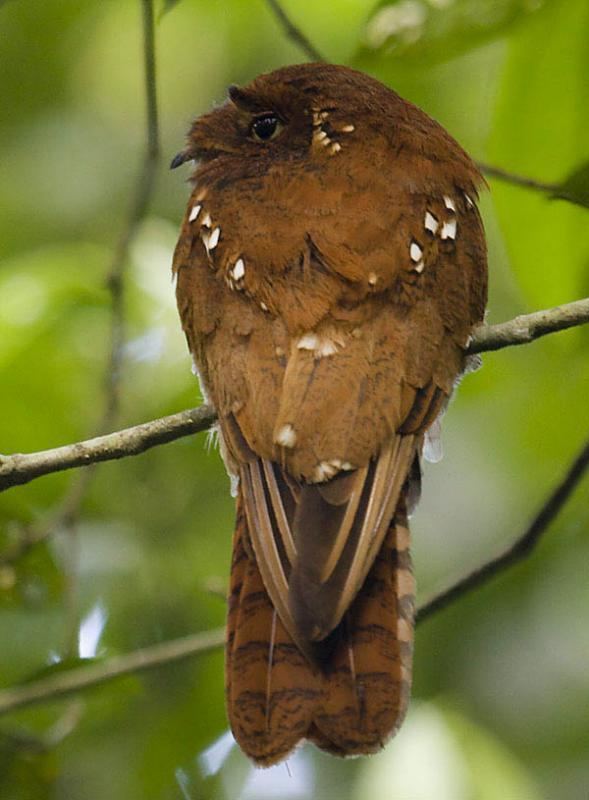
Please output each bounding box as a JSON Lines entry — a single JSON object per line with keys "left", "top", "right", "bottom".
{"left": 170, "top": 150, "right": 191, "bottom": 170}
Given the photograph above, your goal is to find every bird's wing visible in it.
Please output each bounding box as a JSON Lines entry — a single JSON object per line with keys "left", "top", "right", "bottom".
{"left": 174, "top": 173, "right": 486, "bottom": 653}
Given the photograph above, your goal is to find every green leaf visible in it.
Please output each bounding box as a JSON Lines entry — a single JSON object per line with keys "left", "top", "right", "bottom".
{"left": 356, "top": 0, "right": 556, "bottom": 67}
{"left": 487, "top": 0, "right": 589, "bottom": 307}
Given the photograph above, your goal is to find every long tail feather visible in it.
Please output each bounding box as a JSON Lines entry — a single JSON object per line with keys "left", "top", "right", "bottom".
{"left": 226, "top": 494, "right": 415, "bottom": 765}
{"left": 310, "top": 502, "right": 414, "bottom": 755}
{"left": 226, "top": 497, "right": 321, "bottom": 766}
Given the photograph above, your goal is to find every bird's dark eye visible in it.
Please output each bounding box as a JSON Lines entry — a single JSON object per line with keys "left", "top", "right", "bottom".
{"left": 250, "top": 114, "right": 282, "bottom": 142}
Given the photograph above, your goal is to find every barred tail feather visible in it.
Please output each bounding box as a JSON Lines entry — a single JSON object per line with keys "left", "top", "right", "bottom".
{"left": 226, "top": 495, "right": 415, "bottom": 766}
{"left": 226, "top": 497, "right": 321, "bottom": 766}
{"left": 309, "top": 505, "right": 415, "bottom": 756}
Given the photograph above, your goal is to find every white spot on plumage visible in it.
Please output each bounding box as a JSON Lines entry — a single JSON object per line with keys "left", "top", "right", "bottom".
{"left": 208, "top": 227, "right": 221, "bottom": 250}
{"left": 330, "top": 142, "right": 342, "bottom": 154}
{"left": 276, "top": 424, "right": 296, "bottom": 448}
{"left": 260, "top": 302, "right": 269, "bottom": 312}
{"left": 414, "top": 260, "right": 425, "bottom": 274}
{"left": 297, "top": 332, "right": 320, "bottom": 351}
{"left": 410, "top": 241, "right": 423, "bottom": 262}
{"left": 341, "top": 124, "right": 355, "bottom": 132}
{"left": 312, "top": 463, "right": 330, "bottom": 482}
{"left": 368, "top": 272, "right": 378, "bottom": 285}
{"left": 312, "top": 461, "right": 339, "bottom": 482}
{"left": 201, "top": 212, "right": 212, "bottom": 228}
{"left": 464, "top": 193, "right": 475, "bottom": 208}
{"left": 315, "top": 130, "right": 328, "bottom": 141}
{"left": 189, "top": 204, "right": 201, "bottom": 222}
{"left": 297, "top": 332, "right": 340, "bottom": 358}
{"left": 310, "top": 458, "right": 355, "bottom": 482}
{"left": 443, "top": 195, "right": 456, "bottom": 212}
{"left": 231, "top": 258, "right": 245, "bottom": 281}
{"left": 318, "top": 339, "right": 338, "bottom": 357}
{"left": 424, "top": 211, "right": 439, "bottom": 234}
{"left": 441, "top": 219, "right": 457, "bottom": 240}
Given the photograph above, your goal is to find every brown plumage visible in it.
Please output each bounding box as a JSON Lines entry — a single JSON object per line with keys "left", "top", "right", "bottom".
{"left": 172, "top": 63, "right": 487, "bottom": 765}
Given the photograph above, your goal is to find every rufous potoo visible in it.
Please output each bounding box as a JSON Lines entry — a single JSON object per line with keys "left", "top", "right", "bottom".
{"left": 171, "top": 63, "right": 487, "bottom": 766}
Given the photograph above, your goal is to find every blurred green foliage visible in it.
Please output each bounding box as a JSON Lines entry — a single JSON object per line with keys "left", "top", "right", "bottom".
{"left": 0, "top": 1, "right": 588, "bottom": 798}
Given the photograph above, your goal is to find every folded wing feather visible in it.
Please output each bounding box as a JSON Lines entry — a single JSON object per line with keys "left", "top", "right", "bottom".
{"left": 240, "top": 432, "right": 417, "bottom": 657}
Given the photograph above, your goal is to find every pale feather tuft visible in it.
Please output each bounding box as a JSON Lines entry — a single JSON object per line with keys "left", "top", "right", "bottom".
{"left": 275, "top": 424, "right": 297, "bottom": 448}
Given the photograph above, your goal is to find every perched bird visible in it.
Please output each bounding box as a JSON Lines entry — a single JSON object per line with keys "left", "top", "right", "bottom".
{"left": 171, "top": 63, "right": 487, "bottom": 766}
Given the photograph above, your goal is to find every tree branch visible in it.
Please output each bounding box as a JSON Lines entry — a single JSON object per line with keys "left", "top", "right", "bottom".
{"left": 2, "top": 431, "right": 587, "bottom": 715}
{"left": 0, "top": 629, "right": 224, "bottom": 716}
{"left": 417, "top": 433, "right": 589, "bottom": 623}
{"left": 1, "top": 299, "right": 587, "bottom": 495}
{"left": 0, "top": 303, "right": 583, "bottom": 493}
{"left": 0, "top": 406, "right": 215, "bottom": 497}
{"left": 264, "top": 0, "right": 325, "bottom": 62}
{"left": 467, "top": 297, "right": 589, "bottom": 354}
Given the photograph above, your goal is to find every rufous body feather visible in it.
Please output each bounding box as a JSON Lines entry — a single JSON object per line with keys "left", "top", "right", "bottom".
{"left": 172, "top": 63, "right": 487, "bottom": 765}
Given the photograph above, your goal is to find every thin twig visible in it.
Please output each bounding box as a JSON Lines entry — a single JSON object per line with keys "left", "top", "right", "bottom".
{"left": 479, "top": 162, "right": 587, "bottom": 208}
{"left": 0, "top": 629, "right": 225, "bottom": 716}
{"left": 3, "top": 0, "right": 161, "bottom": 568}
{"left": 103, "top": 0, "right": 160, "bottom": 427}
{"left": 2, "top": 298, "right": 589, "bottom": 496}
{"left": 417, "top": 435, "right": 589, "bottom": 623}
{"left": 478, "top": 162, "right": 559, "bottom": 196}
{"left": 264, "top": 0, "right": 324, "bottom": 62}
{"left": 1, "top": 432, "right": 587, "bottom": 714}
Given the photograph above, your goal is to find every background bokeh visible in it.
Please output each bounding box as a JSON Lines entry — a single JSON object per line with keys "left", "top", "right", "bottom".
{"left": 1, "top": 1, "right": 588, "bottom": 798}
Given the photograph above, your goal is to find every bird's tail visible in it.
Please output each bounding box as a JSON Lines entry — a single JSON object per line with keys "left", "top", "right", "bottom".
{"left": 225, "top": 492, "right": 415, "bottom": 766}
